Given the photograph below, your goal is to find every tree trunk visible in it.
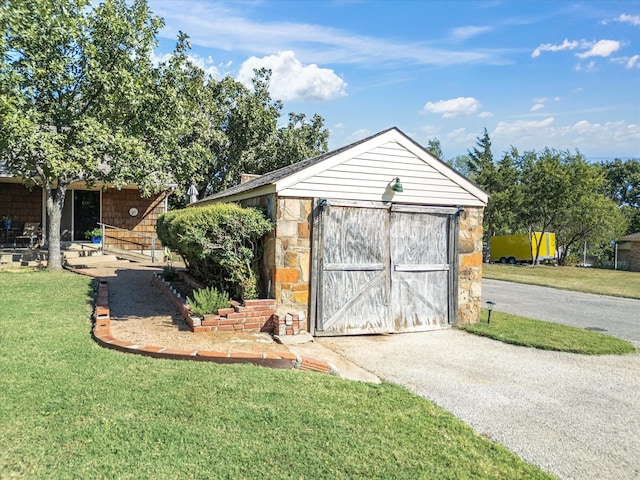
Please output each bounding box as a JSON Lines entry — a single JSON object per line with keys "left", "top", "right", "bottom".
{"left": 44, "top": 181, "right": 67, "bottom": 270}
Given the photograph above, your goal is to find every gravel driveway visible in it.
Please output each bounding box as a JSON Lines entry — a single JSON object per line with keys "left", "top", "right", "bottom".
{"left": 318, "top": 330, "right": 640, "bottom": 480}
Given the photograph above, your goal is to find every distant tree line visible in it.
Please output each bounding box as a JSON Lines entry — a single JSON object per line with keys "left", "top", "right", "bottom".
{"left": 426, "top": 132, "right": 639, "bottom": 266}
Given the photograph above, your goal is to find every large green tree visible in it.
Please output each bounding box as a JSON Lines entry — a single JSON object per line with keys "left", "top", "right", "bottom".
{"left": 186, "top": 69, "right": 329, "bottom": 202}
{"left": 0, "top": 0, "right": 205, "bottom": 269}
{"left": 601, "top": 158, "right": 640, "bottom": 235}
{"left": 461, "top": 130, "right": 625, "bottom": 266}
{"left": 509, "top": 148, "right": 623, "bottom": 265}
{"left": 464, "top": 129, "right": 499, "bottom": 260}
{"left": 425, "top": 137, "right": 443, "bottom": 159}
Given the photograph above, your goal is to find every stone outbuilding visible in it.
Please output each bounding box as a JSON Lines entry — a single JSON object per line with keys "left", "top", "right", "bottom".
{"left": 194, "top": 127, "right": 488, "bottom": 336}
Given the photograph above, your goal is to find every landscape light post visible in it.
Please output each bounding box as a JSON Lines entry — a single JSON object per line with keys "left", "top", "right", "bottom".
{"left": 486, "top": 301, "right": 496, "bottom": 324}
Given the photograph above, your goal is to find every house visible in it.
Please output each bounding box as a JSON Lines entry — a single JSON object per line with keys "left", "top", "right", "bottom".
{"left": 193, "top": 127, "right": 488, "bottom": 336}
{"left": 618, "top": 232, "right": 640, "bottom": 272}
{"left": 0, "top": 162, "right": 171, "bottom": 252}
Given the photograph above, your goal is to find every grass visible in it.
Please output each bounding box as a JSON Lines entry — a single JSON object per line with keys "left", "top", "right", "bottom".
{"left": 0, "top": 269, "right": 554, "bottom": 479}
{"left": 482, "top": 263, "right": 640, "bottom": 299}
{"left": 461, "top": 310, "right": 636, "bottom": 355}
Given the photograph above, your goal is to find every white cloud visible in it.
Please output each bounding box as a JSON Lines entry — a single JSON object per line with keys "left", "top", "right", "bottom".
{"left": 532, "top": 38, "right": 579, "bottom": 58}
{"left": 150, "top": 1, "right": 508, "bottom": 67}
{"left": 531, "top": 103, "right": 545, "bottom": 112}
{"left": 576, "top": 40, "right": 621, "bottom": 59}
{"left": 533, "top": 97, "right": 560, "bottom": 104}
{"left": 348, "top": 128, "right": 372, "bottom": 143}
{"left": 420, "top": 125, "right": 442, "bottom": 137}
{"left": 450, "top": 26, "right": 493, "bottom": 41}
{"left": 491, "top": 118, "right": 640, "bottom": 156}
{"left": 574, "top": 60, "right": 597, "bottom": 72}
{"left": 495, "top": 117, "right": 556, "bottom": 134}
{"left": 237, "top": 51, "right": 347, "bottom": 101}
{"left": 479, "top": 111, "right": 493, "bottom": 118}
{"left": 604, "top": 13, "right": 640, "bottom": 26}
{"left": 422, "top": 97, "right": 483, "bottom": 118}
{"left": 532, "top": 39, "right": 621, "bottom": 60}
{"left": 612, "top": 55, "right": 640, "bottom": 69}
{"left": 445, "top": 128, "right": 477, "bottom": 148}
{"left": 187, "top": 54, "right": 222, "bottom": 78}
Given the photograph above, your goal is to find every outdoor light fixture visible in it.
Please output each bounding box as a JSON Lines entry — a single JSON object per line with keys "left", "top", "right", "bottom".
{"left": 390, "top": 177, "right": 403, "bottom": 193}
{"left": 486, "top": 301, "right": 496, "bottom": 324}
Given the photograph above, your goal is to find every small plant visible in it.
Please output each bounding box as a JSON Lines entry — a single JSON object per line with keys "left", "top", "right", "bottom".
{"left": 84, "top": 227, "right": 102, "bottom": 239}
{"left": 188, "top": 286, "right": 231, "bottom": 317}
{"left": 162, "top": 265, "right": 177, "bottom": 281}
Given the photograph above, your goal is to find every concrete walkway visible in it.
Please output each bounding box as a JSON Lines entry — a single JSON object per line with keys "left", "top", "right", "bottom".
{"left": 318, "top": 330, "right": 640, "bottom": 480}
{"left": 77, "top": 259, "right": 379, "bottom": 382}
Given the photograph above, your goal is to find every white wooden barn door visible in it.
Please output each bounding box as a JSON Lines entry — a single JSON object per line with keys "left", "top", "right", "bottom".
{"left": 389, "top": 206, "right": 452, "bottom": 332}
{"left": 314, "top": 201, "right": 456, "bottom": 336}
{"left": 315, "top": 204, "right": 392, "bottom": 335}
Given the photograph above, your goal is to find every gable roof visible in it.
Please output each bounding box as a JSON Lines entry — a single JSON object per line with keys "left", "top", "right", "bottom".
{"left": 194, "top": 127, "right": 488, "bottom": 207}
{"left": 620, "top": 232, "right": 640, "bottom": 242}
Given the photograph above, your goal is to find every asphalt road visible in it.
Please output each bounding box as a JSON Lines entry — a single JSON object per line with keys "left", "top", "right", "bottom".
{"left": 482, "top": 279, "right": 640, "bottom": 348}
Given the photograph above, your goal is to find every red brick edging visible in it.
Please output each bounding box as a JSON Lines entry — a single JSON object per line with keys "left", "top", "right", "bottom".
{"left": 73, "top": 267, "right": 334, "bottom": 374}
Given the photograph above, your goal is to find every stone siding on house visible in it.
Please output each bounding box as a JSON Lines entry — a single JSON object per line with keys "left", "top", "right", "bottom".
{"left": 457, "top": 206, "right": 484, "bottom": 324}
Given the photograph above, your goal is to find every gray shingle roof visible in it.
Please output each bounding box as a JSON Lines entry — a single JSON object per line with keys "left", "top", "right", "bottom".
{"left": 620, "top": 232, "right": 640, "bottom": 241}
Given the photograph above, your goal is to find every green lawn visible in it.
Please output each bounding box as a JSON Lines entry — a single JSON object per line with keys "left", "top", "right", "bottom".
{"left": 461, "top": 310, "right": 636, "bottom": 355}
{"left": 483, "top": 263, "right": 640, "bottom": 299}
{"left": 0, "top": 270, "right": 553, "bottom": 479}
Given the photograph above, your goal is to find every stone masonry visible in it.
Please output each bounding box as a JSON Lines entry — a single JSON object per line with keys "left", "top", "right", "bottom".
{"left": 456, "top": 206, "right": 484, "bottom": 324}
{"left": 240, "top": 195, "right": 310, "bottom": 334}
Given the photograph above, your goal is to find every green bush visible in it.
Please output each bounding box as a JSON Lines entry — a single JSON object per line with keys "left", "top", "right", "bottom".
{"left": 162, "top": 265, "right": 177, "bottom": 281}
{"left": 157, "top": 203, "right": 273, "bottom": 300}
{"left": 187, "top": 286, "right": 231, "bottom": 317}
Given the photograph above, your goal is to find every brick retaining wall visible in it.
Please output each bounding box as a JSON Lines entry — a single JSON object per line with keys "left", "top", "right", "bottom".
{"left": 90, "top": 273, "right": 333, "bottom": 373}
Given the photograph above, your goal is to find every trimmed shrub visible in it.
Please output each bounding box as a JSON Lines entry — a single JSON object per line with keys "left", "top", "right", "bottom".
{"left": 187, "top": 286, "right": 231, "bottom": 317}
{"left": 157, "top": 203, "right": 273, "bottom": 300}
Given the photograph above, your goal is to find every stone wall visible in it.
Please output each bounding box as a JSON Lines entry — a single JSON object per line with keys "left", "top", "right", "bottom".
{"left": 237, "top": 196, "right": 311, "bottom": 334}
{"left": 240, "top": 196, "right": 311, "bottom": 305}
{"left": 271, "top": 198, "right": 312, "bottom": 331}
{"left": 456, "top": 206, "right": 485, "bottom": 324}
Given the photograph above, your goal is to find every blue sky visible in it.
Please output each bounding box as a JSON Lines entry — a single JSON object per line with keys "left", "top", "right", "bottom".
{"left": 149, "top": 0, "right": 640, "bottom": 161}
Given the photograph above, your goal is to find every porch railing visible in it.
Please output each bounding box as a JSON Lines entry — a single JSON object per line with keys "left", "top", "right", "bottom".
{"left": 98, "top": 223, "right": 158, "bottom": 263}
